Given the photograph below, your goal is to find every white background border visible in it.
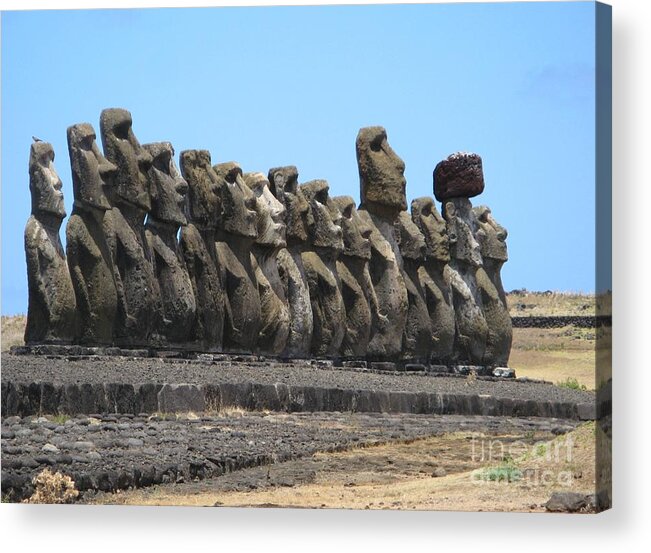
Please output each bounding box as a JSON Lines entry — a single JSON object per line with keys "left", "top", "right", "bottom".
{"left": 1, "top": 0, "right": 648, "bottom": 550}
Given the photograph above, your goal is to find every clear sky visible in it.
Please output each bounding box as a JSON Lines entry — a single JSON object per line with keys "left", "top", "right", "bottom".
{"left": 1, "top": 2, "right": 598, "bottom": 315}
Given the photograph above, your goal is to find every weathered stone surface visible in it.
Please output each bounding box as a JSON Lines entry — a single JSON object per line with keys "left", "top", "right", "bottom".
{"left": 411, "top": 197, "right": 455, "bottom": 364}
{"left": 356, "top": 126, "right": 407, "bottom": 214}
{"left": 24, "top": 141, "right": 77, "bottom": 344}
{"left": 443, "top": 198, "right": 488, "bottom": 364}
{"left": 65, "top": 123, "right": 119, "bottom": 345}
{"left": 332, "top": 196, "right": 373, "bottom": 357}
{"left": 245, "top": 172, "right": 290, "bottom": 355}
{"left": 433, "top": 152, "right": 484, "bottom": 201}
{"left": 395, "top": 211, "right": 433, "bottom": 360}
{"left": 474, "top": 205, "right": 512, "bottom": 366}
{"left": 157, "top": 384, "right": 205, "bottom": 413}
{"left": 268, "top": 166, "right": 313, "bottom": 357}
{"left": 356, "top": 127, "right": 409, "bottom": 360}
{"left": 544, "top": 491, "right": 592, "bottom": 513}
{"left": 179, "top": 150, "right": 225, "bottom": 350}
{"left": 144, "top": 142, "right": 196, "bottom": 345}
{"left": 100, "top": 108, "right": 161, "bottom": 346}
{"left": 214, "top": 162, "right": 262, "bottom": 353}
{"left": 300, "top": 180, "right": 345, "bottom": 357}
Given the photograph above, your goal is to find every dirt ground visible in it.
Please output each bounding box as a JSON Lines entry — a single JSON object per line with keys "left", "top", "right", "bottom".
{"left": 509, "top": 326, "right": 596, "bottom": 389}
{"left": 93, "top": 422, "right": 598, "bottom": 512}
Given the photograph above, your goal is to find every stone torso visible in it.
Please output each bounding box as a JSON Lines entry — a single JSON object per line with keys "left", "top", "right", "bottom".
{"left": 400, "top": 258, "right": 434, "bottom": 360}
{"left": 277, "top": 246, "right": 313, "bottom": 357}
{"left": 417, "top": 264, "right": 455, "bottom": 364}
{"left": 215, "top": 239, "right": 262, "bottom": 353}
{"left": 301, "top": 250, "right": 345, "bottom": 357}
{"left": 66, "top": 209, "right": 118, "bottom": 345}
{"left": 448, "top": 263, "right": 488, "bottom": 364}
{"left": 336, "top": 257, "right": 372, "bottom": 357}
{"left": 104, "top": 207, "right": 161, "bottom": 346}
{"left": 179, "top": 224, "right": 224, "bottom": 350}
{"left": 357, "top": 210, "right": 408, "bottom": 359}
{"left": 145, "top": 223, "right": 196, "bottom": 345}
{"left": 24, "top": 216, "right": 76, "bottom": 344}
{"left": 476, "top": 265, "right": 512, "bottom": 366}
{"left": 252, "top": 249, "right": 290, "bottom": 355}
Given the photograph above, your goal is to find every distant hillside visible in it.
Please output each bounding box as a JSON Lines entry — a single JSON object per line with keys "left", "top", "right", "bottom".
{"left": 507, "top": 290, "right": 610, "bottom": 318}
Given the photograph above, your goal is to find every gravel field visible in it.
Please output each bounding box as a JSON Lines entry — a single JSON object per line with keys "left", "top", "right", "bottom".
{"left": 1, "top": 411, "right": 579, "bottom": 502}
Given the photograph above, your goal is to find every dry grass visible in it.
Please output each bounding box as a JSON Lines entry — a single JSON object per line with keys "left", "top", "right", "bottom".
{"left": 507, "top": 291, "right": 602, "bottom": 318}
{"left": 23, "top": 469, "right": 79, "bottom": 504}
{"left": 1, "top": 314, "right": 26, "bottom": 351}
{"left": 96, "top": 423, "right": 598, "bottom": 512}
{"left": 509, "top": 326, "right": 596, "bottom": 389}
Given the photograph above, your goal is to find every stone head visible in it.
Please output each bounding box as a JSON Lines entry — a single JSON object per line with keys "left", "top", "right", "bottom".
{"left": 244, "top": 172, "right": 286, "bottom": 248}
{"left": 179, "top": 149, "right": 221, "bottom": 230}
{"left": 67, "top": 123, "right": 117, "bottom": 212}
{"left": 29, "top": 141, "right": 66, "bottom": 219}
{"left": 213, "top": 162, "right": 258, "bottom": 239}
{"left": 332, "top": 195, "right": 372, "bottom": 260}
{"left": 300, "top": 180, "right": 343, "bottom": 255}
{"left": 99, "top": 108, "right": 153, "bottom": 212}
{"left": 144, "top": 142, "right": 188, "bottom": 228}
{"left": 356, "top": 126, "right": 407, "bottom": 216}
{"left": 268, "top": 166, "right": 310, "bottom": 245}
{"left": 395, "top": 210, "right": 426, "bottom": 261}
{"left": 442, "top": 199, "right": 483, "bottom": 268}
{"left": 473, "top": 205, "right": 508, "bottom": 262}
{"left": 411, "top": 197, "right": 450, "bottom": 264}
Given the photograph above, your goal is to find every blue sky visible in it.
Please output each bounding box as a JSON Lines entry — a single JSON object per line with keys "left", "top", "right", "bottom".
{"left": 1, "top": 2, "right": 598, "bottom": 315}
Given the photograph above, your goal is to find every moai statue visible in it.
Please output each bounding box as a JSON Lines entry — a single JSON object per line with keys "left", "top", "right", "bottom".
{"left": 65, "top": 123, "right": 119, "bottom": 345}
{"left": 435, "top": 152, "right": 488, "bottom": 364}
{"left": 300, "top": 180, "right": 345, "bottom": 357}
{"left": 143, "top": 142, "right": 196, "bottom": 346}
{"left": 214, "top": 162, "right": 262, "bottom": 353}
{"left": 179, "top": 149, "right": 225, "bottom": 350}
{"left": 411, "top": 197, "right": 455, "bottom": 364}
{"left": 24, "top": 140, "right": 77, "bottom": 344}
{"left": 268, "top": 166, "right": 313, "bottom": 357}
{"left": 244, "top": 172, "right": 290, "bottom": 355}
{"left": 332, "top": 196, "right": 373, "bottom": 358}
{"left": 395, "top": 210, "right": 434, "bottom": 360}
{"left": 356, "top": 126, "right": 408, "bottom": 360}
{"left": 474, "top": 205, "right": 512, "bottom": 366}
{"left": 99, "top": 108, "right": 161, "bottom": 346}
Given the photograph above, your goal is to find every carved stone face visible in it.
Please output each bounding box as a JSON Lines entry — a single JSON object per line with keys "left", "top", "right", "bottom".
{"left": 100, "top": 108, "right": 153, "bottom": 212}
{"left": 244, "top": 172, "right": 286, "bottom": 248}
{"left": 67, "top": 123, "right": 117, "bottom": 212}
{"left": 179, "top": 149, "right": 221, "bottom": 230}
{"left": 214, "top": 162, "right": 258, "bottom": 239}
{"left": 474, "top": 206, "right": 508, "bottom": 262}
{"left": 332, "top": 195, "right": 371, "bottom": 260}
{"left": 396, "top": 210, "right": 426, "bottom": 261}
{"left": 144, "top": 142, "right": 188, "bottom": 227}
{"left": 356, "top": 126, "right": 407, "bottom": 214}
{"left": 29, "top": 141, "right": 66, "bottom": 219}
{"left": 443, "top": 199, "right": 483, "bottom": 268}
{"left": 268, "top": 166, "right": 309, "bottom": 244}
{"left": 300, "top": 180, "right": 343, "bottom": 254}
{"left": 411, "top": 197, "right": 450, "bottom": 264}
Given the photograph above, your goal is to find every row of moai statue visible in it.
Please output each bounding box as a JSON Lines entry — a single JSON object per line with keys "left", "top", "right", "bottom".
{"left": 24, "top": 109, "right": 512, "bottom": 366}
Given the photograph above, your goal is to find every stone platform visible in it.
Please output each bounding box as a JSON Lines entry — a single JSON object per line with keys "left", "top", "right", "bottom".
{"left": 1, "top": 352, "right": 595, "bottom": 420}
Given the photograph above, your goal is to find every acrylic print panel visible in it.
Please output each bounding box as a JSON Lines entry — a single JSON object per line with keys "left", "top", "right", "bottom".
{"left": 0, "top": 1, "right": 611, "bottom": 513}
